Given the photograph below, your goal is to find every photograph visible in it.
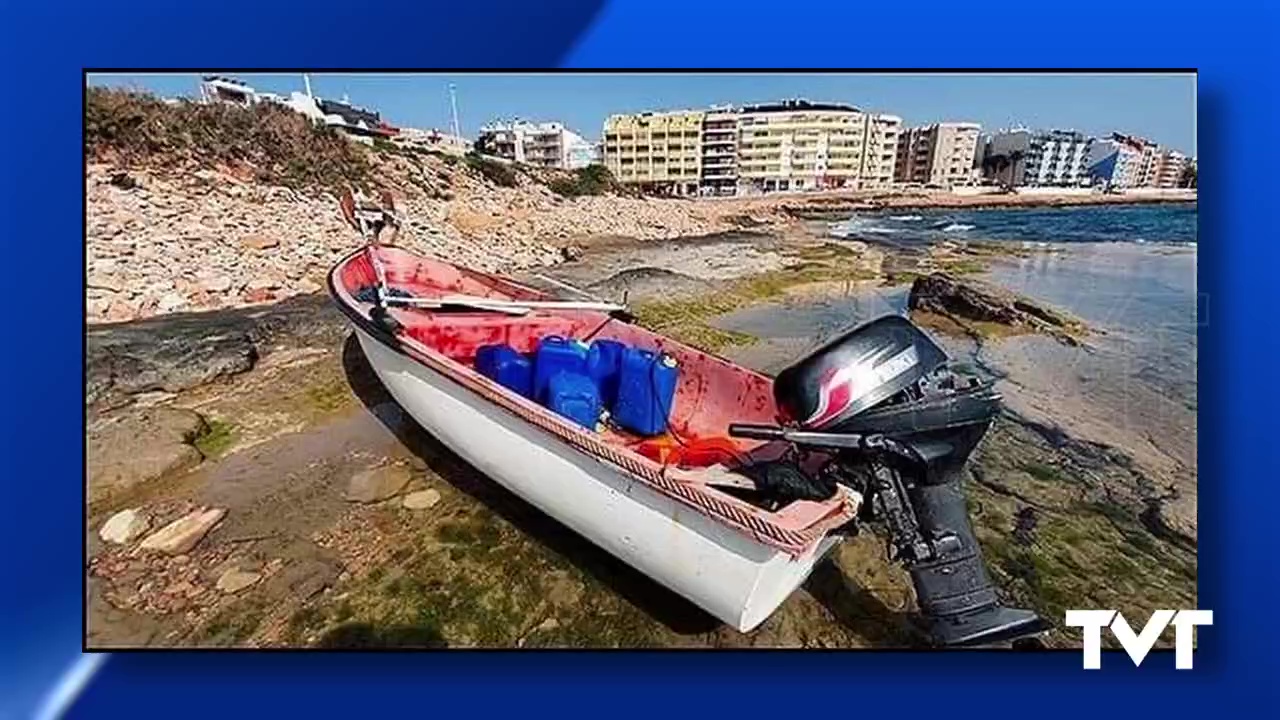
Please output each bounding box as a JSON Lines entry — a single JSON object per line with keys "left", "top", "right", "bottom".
{"left": 84, "top": 71, "right": 1197, "bottom": 650}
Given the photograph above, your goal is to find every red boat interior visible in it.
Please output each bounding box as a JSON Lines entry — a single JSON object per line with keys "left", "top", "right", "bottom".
{"left": 336, "top": 247, "right": 788, "bottom": 470}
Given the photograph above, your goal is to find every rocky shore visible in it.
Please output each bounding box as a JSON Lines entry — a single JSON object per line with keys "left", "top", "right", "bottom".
{"left": 86, "top": 147, "right": 1194, "bottom": 326}
{"left": 85, "top": 155, "right": 789, "bottom": 324}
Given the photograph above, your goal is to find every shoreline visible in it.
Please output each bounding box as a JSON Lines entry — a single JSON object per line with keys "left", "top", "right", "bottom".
{"left": 85, "top": 152, "right": 1195, "bottom": 327}
{"left": 756, "top": 189, "right": 1196, "bottom": 217}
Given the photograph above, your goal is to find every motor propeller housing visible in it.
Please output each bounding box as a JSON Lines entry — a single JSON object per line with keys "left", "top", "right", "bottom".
{"left": 734, "top": 315, "right": 1046, "bottom": 647}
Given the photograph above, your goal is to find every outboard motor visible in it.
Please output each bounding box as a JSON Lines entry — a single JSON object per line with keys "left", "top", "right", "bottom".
{"left": 730, "top": 315, "right": 1046, "bottom": 647}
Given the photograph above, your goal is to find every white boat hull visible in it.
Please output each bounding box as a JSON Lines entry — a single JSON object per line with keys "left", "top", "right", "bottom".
{"left": 355, "top": 329, "right": 840, "bottom": 632}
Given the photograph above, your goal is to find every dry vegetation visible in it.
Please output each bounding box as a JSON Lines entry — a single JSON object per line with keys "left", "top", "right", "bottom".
{"left": 86, "top": 87, "right": 373, "bottom": 189}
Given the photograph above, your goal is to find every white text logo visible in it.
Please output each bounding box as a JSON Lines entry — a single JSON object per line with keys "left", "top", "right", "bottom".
{"left": 1064, "top": 609, "right": 1212, "bottom": 669}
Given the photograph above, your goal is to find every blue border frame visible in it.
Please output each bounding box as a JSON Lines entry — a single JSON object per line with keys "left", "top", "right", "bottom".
{"left": 3, "top": 0, "right": 1277, "bottom": 715}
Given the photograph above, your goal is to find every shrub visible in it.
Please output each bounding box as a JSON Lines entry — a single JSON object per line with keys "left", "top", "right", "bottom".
{"left": 548, "top": 164, "right": 618, "bottom": 198}
{"left": 464, "top": 152, "right": 518, "bottom": 187}
{"left": 84, "top": 86, "right": 370, "bottom": 189}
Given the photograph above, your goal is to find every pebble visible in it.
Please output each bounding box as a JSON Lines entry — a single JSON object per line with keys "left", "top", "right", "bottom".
{"left": 345, "top": 464, "right": 413, "bottom": 504}
{"left": 216, "top": 568, "right": 263, "bottom": 594}
{"left": 99, "top": 508, "right": 151, "bottom": 545}
{"left": 402, "top": 489, "right": 442, "bottom": 510}
{"left": 139, "top": 507, "right": 227, "bottom": 555}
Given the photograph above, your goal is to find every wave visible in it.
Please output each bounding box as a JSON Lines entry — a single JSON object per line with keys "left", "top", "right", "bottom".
{"left": 830, "top": 218, "right": 902, "bottom": 236}
{"left": 941, "top": 223, "right": 975, "bottom": 233}
{"left": 889, "top": 215, "right": 923, "bottom": 221}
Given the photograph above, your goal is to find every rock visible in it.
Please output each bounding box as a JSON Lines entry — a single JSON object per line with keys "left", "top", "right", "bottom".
{"left": 908, "top": 272, "right": 1088, "bottom": 346}
{"left": 278, "top": 558, "right": 340, "bottom": 601}
{"left": 99, "top": 509, "right": 151, "bottom": 545}
{"left": 216, "top": 567, "right": 262, "bottom": 594}
{"left": 240, "top": 234, "right": 279, "bottom": 250}
{"left": 295, "top": 278, "right": 322, "bottom": 294}
{"left": 164, "top": 580, "right": 198, "bottom": 596}
{"left": 109, "top": 172, "right": 138, "bottom": 190}
{"left": 198, "top": 273, "right": 233, "bottom": 293}
{"left": 242, "top": 288, "right": 276, "bottom": 303}
{"left": 86, "top": 294, "right": 349, "bottom": 411}
{"left": 402, "top": 489, "right": 441, "bottom": 510}
{"left": 157, "top": 292, "right": 187, "bottom": 312}
{"left": 246, "top": 272, "right": 284, "bottom": 291}
{"left": 345, "top": 464, "right": 413, "bottom": 503}
{"left": 87, "top": 407, "right": 208, "bottom": 505}
{"left": 139, "top": 507, "right": 226, "bottom": 555}
{"left": 88, "top": 273, "right": 126, "bottom": 293}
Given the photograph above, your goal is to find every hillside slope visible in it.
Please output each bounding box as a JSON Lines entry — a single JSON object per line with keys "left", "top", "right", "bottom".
{"left": 85, "top": 88, "right": 776, "bottom": 323}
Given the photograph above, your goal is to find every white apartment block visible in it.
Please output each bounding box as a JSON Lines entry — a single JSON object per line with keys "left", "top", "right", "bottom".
{"left": 478, "top": 120, "right": 596, "bottom": 170}
{"left": 1086, "top": 133, "right": 1191, "bottom": 189}
{"left": 987, "top": 128, "right": 1093, "bottom": 187}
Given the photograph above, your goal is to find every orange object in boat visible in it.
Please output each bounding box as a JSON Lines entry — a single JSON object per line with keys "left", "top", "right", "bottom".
{"left": 635, "top": 435, "right": 681, "bottom": 465}
{"left": 634, "top": 435, "right": 743, "bottom": 468}
{"left": 678, "top": 436, "right": 744, "bottom": 468}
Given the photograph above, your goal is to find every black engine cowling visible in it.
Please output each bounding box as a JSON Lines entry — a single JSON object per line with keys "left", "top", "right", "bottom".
{"left": 732, "top": 315, "right": 1046, "bottom": 647}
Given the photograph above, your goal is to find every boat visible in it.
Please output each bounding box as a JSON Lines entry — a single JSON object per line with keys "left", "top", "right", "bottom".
{"left": 328, "top": 243, "right": 859, "bottom": 631}
{"left": 326, "top": 190, "right": 1045, "bottom": 645}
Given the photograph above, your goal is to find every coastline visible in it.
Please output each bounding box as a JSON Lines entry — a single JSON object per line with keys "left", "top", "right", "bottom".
{"left": 85, "top": 152, "right": 1195, "bottom": 326}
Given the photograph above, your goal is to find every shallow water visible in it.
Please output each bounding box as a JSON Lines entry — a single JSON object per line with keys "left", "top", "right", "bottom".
{"left": 714, "top": 243, "right": 1198, "bottom": 495}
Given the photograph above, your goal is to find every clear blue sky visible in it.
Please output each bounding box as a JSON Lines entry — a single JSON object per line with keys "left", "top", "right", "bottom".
{"left": 87, "top": 72, "right": 1196, "bottom": 154}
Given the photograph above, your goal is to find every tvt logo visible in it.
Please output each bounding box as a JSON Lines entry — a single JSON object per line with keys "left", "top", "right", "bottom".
{"left": 1065, "top": 609, "right": 1213, "bottom": 669}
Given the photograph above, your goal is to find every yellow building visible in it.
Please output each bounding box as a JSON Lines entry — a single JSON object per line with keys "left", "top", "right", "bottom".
{"left": 603, "top": 100, "right": 901, "bottom": 195}
{"left": 602, "top": 110, "right": 706, "bottom": 196}
{"left": 735, "top": 101, "right": 902, "bottom": 193}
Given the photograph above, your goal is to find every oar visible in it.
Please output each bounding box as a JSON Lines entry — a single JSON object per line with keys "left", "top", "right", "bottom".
{"left": 386, "top": 295, "right": 626, "bottom": 314}
{"left": 439, "top": 295, "right": 627, "bottom": 313}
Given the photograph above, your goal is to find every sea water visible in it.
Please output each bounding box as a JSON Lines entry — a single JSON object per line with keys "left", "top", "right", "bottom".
{"left": 828, "top": 202, "right": 1197, "bottom": 246}
{"left": 717, "top": 203, "right": 1198, "bottom": 473}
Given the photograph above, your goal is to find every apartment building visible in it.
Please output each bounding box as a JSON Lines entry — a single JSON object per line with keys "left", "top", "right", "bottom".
{"left": 985, "top": 128, "right": 1092, "bottom": 187}
{"left": 1151, "top": 149, "right": 1189, "bottom": 188}
{"left": 1086, "top": 133, "right": 1189, "bottom": 189}
{"left": 1086, "top": 133, "right": 1146, "bottom": 188}
{"left": 894, "top": 122, "right": 981, "bottom": 187}
{"left": 700, "top": 108, "right": 739, "bottom": 196}
{"left": 477, "top": 120, "right": 596, "bottom": 170}
{"left": 736, "top": 100, "right": 900, "bottom": 193}
{"left": 602, "top": 110, "right": 705, "bottom": 195}
{"left": 602, "top": 100, "right": 900, "bottom": 195}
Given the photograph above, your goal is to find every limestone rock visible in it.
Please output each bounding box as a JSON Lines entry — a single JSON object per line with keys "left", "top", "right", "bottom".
{"left": 216, "top": 567, "right": 262, "bottom": 594}
{"left": 345, "top": 464, "right": 413, "bottom": 504}
{"left": 402, "top": 489, "right": 441, "bottom": 510}
{"left": 139, "top": 507, "right": 226, "bottom": 555}
{"left": 240, "top": 234, "right": 279, "bottom": 250}
{"left": 87, "top": 407, "right": 208, "bottom": 504}
{"left": 908, "top": 272, "right": 1089, "bottom": 346}
{"left": 99, "top": 508, "right": 151, "bottom": 545}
